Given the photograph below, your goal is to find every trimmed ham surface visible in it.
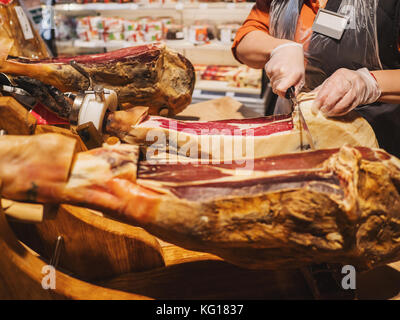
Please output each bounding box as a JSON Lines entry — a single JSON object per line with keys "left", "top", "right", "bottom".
{"left": 106, "top": 93, "right": 379, "bottom": 161}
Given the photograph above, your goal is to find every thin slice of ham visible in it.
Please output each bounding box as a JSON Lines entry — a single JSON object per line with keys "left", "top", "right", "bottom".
{"left": 106, "top": 93, "right": 379, "bottom": 161}
{"left": 0, "top": 134, "right": 399, "bottom": 270}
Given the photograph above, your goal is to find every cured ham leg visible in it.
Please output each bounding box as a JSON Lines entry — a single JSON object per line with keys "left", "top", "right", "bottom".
{"left": 0, "top": 43, "right": 195, "bottom": 115}
{"left": 106, "top": 93, "right": 378, "bottom": 161}
{"left": 1, "top": 133, "right": 400, "bottom": 270}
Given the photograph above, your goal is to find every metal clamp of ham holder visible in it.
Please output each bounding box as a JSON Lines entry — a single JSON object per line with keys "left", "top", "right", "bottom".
{"left": 68, "top": 60, "right": 118, "bottom": 132}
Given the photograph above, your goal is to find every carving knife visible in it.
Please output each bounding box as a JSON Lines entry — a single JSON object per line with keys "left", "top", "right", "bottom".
{"left": 285, "top": 86, "right": 316, "bottom": 151}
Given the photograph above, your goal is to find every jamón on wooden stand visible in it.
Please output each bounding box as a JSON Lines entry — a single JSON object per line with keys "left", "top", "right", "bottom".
{"left": 0, "top": 12, "right": 398, "bottom": 297}
{"left": 0, "top": 92, "right": 399, "bottom": 299}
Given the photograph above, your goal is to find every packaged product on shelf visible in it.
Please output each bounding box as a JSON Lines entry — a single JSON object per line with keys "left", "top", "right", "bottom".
{"left": 123, "top": 19, "right": 139, "bottom": 32}
{"left": 165, "top": 24, "right": 184, "bottom": 40}
{"left": 189, "top": 24, "right": 215, "bottom": 44}
{"left": 76, "top": 16, "right": 100, "bottom": 41}
{"left": 137, "top": 16, "right": 152, "bottom": 30}
{"left": 122, "top": 19, "right": 141, "bottom": 42}
{"left": 76, "top": 28, "right": 100, "bottom": 41}
{"left": 194, "top": 64, "right": 262, "bottom": 90}
{"left": 159, "top": 16, "right": 173, "bottom": 27}
{"left": 144, "top": 19, "right": 162, "bottom": 33}
{"left": 76, "top": 16, "right": 103, "bottom": 31}
{"left": 201, "top": 65, "right": 237, "bottom": 81}
{"left": 217, "top": 23, "right": 240, "bottom": 44}
{"left": 89, "top": 16, "right": 104, "bottom": 30}
{"left": 103, "top": 31, "right": 124, "bottom": 42}
{"left": 225, "top": 65, "right": 262, "bottom": 89}
{"left": 143, "top": 20, "right": 163, "bottom": 42}
{"left": 102, "top": 17, "right": 125, "bottom": 42}
{"left": 103, "top": 17, "right": 124, "bottom": 33}
{"left": 189, "top": 26, "right": 207, "bottom": 44}
{"left": 76, "top": 16, "right": 90, "bottom": 30}
{"left": 73, "top": 0, "right": 143, "bottom": 3}
{"left": 144, "top": 30, "right": 162, "bottom": 42}
{"left": 194, "top": 64, "right": 207, "bottom": 80}
{"left": 55, "top": 15, "right": 77, "bottom": 41}
{"left": 140, "top": 0, "right": 164, "bottom": 5}
{"left": 159, "top": 16, "right": 173, "bottom": 36}
{"left": 124, "top": 30, "right": 144, "bottom": 43}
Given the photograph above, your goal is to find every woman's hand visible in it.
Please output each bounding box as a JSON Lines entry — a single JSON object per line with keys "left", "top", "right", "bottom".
{"left": 311, "top": 68, "right": 381, "bottom": 117}
{"left": 264, "top": 42, "right": 305, "bottom": 97}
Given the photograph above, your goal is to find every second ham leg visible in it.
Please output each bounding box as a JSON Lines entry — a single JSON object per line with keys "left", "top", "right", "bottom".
{"left": 0, "top": 44, "right": 195, "bottom": 116}
{"left": 0, "top": 134, "right": 400, "bottom": 270}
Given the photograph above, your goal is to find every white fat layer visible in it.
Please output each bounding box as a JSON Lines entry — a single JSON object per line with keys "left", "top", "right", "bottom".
{"left": 67, "top": 154, "right": 112, "bottom": 189}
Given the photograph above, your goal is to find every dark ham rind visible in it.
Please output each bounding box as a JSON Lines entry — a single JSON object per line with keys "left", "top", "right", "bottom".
{"left": 1, "top": 44, "right": 195, "bottom": 116}
{"left": 13, "top": 76, "right": 73, "bottom": 120}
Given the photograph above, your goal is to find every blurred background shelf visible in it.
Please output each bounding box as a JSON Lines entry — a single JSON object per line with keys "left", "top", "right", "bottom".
{"left": 192, "top": 80, "right": 264, "bottom": 115}
{"left": 195, "top": 79, "right": 260, "bottom": 95}
{"left": 55, "top": 2, "right": 254, "bottom": 13}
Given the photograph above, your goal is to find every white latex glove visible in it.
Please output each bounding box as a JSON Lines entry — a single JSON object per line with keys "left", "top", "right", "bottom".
{"left": 311, "top": 68, "right": 381, "bottom": 117}
{"left": 264, "top": 42, "right": 305, "bottom": 97}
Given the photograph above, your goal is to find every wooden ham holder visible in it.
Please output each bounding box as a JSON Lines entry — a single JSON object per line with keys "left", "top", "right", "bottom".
{"left": 0, "top": 96, "right": 399, "bottom": 300}
{"left": 0, "top": 192, "right": 149, "bottom": 300}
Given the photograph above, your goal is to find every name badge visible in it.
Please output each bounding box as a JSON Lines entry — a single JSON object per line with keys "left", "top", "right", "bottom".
{"left": 312, "top": 9, "right": 349, "bottom": 40}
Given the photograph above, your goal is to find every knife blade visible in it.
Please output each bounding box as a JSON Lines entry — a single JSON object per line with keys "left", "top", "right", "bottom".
{"left": 286, "top": 86, "right": 316, "bottom": 151}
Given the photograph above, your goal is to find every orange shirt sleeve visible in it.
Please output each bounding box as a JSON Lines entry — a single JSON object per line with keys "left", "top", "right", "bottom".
{"left": 232, "top": 0, "right": 271, "bottom": 63}
{"left": 398, "top": 35, "right": 400, "bottom": 52}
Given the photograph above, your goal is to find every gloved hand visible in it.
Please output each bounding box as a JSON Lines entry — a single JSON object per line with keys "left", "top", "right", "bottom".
{"left": 311, "top": 68, "right": 381, "bottom": 117}
{"left": 264, "top": 42, "right": 305, "bottom": 98}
